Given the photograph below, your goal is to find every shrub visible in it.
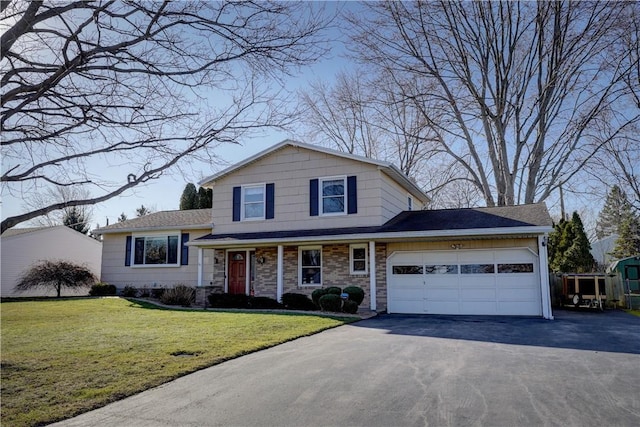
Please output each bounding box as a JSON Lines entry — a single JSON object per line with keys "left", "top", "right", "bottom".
{"left": 208, "top": 293, "right": 250, "bottom": 308}
{"left": 281, "top": 293, "right": 317, "bottom": 311}
{"left": 311, "top": 288, "right": 328, "bottom": 307}
{"left": 89, "top": 282, "right": 117, "bottom": 296}
{"left": 325, "top": 286, "right": 342, "bottom": 295}
{"left": 343, "top": 286, "right": 365, "bottom": 305}
{"left": 249, "top": 296, "right": 283, "bottom": 310}
{"left": 160, "top": 285, "right": 195, "bottom": 307}
{"left": 121, "top": 285, "right": 138, "bottom": 297}
{"left": 139, "top": 288, "right": 150, "bottom": 297}
{"left": 342, "top": 299, "right": 359, "bottom": 314}
{"left": 151, "top": 288, "right": 165, "bottom": 299}
{"left": 15, "top": 260, "right": 97, "bottom": 297}
{"left": 319, "top": 294, "right": 342, "bottom": 312}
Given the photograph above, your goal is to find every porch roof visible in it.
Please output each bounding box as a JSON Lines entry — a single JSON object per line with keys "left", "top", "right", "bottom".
{"left": 189, "top": 203, "right": 553, "bottom": 247}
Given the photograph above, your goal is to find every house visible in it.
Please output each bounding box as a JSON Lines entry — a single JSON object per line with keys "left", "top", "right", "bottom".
{"left": 94, "top": 140, "right": 554, "bottom": 319}
{"left": 0, "top": 226, "right": 102, "bottom": 297}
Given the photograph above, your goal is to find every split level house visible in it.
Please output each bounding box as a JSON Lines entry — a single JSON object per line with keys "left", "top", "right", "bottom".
{"left": 95, "top": 140, "right": 555, "bottom": 319}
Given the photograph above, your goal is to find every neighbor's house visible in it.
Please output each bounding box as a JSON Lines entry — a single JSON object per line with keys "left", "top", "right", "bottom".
{"left": 94, "top": 140, "right": 554, "bottom": 319}
{"left": 0, "top": 226, "right": 102, "bottom": 297}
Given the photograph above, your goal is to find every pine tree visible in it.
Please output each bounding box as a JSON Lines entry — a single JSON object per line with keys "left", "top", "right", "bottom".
{"left": 549, "top": 212, "right": 595, "bottom": 273}
{"left": 610, "top": 215, "right": 640, "bottom": 259}
{"left": 136, "top": 205, "right": 151, "bottom": 217}
{"left": 596, "top": 185, "right": 634, "bottom": 239}
{"left": 63, "top": 207, "right": 90, "bottom": 234}
{"left": 197, "top": 187, "right": 212, "bottom": 209}
{"left": 117, "top": 212, "right": 128, "bottom": 222}
{"left": 180, "top": 183, "right": 198, "bottom": 210}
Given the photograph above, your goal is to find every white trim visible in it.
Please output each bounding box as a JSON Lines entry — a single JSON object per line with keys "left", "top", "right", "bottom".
{"left": 197, "top": 248, "right": 203, "bottom": 287}
{"left": 187, "top": 226, "right": 554, "bottom": 248}
{"left": 130, "top": 233, "right": 181, "bottom": 267}
{"left": 319, "top": 176, "right": 347, "bottom": 216}
{"left": 96, "top": 224, "right": 211, "bottom": 235}
{"left": 225, "top": 249, "right": 254, "bottom": 294}
{"left": 538, "top": 235, "right": 554, "bottom": 320}
{"left": 241, "top": 183, "right": 266, "bottom": 221}
{"left": 369, "top": 241, "right": 376, "bottom": 311}
{"left": 349, "top": 243, "right": 368, "bottom": 275}
{"left": 277, "top": 245, "right": 284, "bottom": 301}
{"left": 298, "top": 245, "right": 323, "bottom": 287}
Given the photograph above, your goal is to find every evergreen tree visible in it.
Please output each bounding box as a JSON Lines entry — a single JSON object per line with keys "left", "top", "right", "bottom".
{"left": 596, "top": 185, "right": 634, "bottom": 239}
{"left": 197, "top": 187, "right": 213, "bottom": 209}
{"left": 117, "top": 212, "right": 128, "bottom": 222}
{"left": 610, "top": 215, "right": 640, "bottom": 259}
{"left": 180, "top": 183, "right": 198, "bottom": 210}
{"left": 63, "top": 207, "right": 90, "bottom": 234}
{"left": 136, "top": 205, "right": 151, "bottom": 217}
{"left": 549, "top": 212, "right": 595, "bottom": 273}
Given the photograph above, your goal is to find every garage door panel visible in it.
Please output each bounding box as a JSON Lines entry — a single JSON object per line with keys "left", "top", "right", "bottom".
{"left": 498, "top": 301, "right": 541, "bottom": 316}
{"left": 498, "top": 288, "right": 540, "bottom": 302}
{"left": 425, "top": 301, "right": 460, "bottom": 314}
{"left": 426, "top": 288, "right": 459, "bottom": 300}
{"left": 460, "top": 301, "right": 497, "bottom": 315}
{"left": 391, "top": 299, "right": 424, "bottom": 314}
{"left": 463, "top": 288, "right": 497, "bottom": 301}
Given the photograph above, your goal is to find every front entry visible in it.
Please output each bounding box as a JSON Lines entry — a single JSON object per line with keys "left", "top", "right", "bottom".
{"left": 228, "top": 252, "right": 246, "bottom": 294}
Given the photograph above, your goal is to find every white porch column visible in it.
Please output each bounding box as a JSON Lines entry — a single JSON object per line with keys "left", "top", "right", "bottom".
{"left": 369, "top": 241, "right": 376, "bottom": 311}
{"left": 538, "top": 235, "right": 553, "bottom": 320}
{"left": 277, "top": 245, "right": 284, "bottom": 302}
{"left": 197, "top": 247, "right": 203, "bottom": 287}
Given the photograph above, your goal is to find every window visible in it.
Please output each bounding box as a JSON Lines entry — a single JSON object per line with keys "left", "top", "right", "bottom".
{"left": 320, "top": 177, "right": 346, "bottom": 215}
{"left": 242, "top": 184, "right": 265, "bottom": 220}
{"left": 133, "top": 235, "right": 179, "bottom": 266}
{"left": 350, "top": 244, "right": 368, "bottom": 274}
{"left": 408, "top": 195, "right": 413, "bottom": 211}
{"left": 461, "top": 264, "right": 495, "bottom": 274}
{"left": 425, "top": 265, "right": 458, "bottom": 274}
{"left": 299, "top": 246, "right": 322, "bottom": 285}
{"left": 392, "top": 265, "right": 423, "bottom": 275}
{"left": 497, "top": 263, "right": 534, "bottom": 273}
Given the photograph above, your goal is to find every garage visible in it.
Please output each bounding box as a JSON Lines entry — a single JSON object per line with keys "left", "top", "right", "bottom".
{"left": 387, "top": 248, "right": 542, "bottom": 316}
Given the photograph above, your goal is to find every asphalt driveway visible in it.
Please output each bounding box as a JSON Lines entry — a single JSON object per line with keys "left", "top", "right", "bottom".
{"left": 53, "top": 309, "right": 640, "bottom": 427}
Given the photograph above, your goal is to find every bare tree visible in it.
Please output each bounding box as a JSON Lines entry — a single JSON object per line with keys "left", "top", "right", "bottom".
{"left": 1, "top": 0, "right": 330, "bottom": 233}
{"left": 22, "top": 186, "right": 94, "bottom": 228}
{"left": 345, "top": 1, "right": 639, "bottom": 207}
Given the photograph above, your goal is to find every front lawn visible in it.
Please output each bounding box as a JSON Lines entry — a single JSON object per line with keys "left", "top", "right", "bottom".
{"left": 626, "top": 309, "right": 640, "bottom": 317}
{"left": 1, "top": 298, "right": 357, "bottom": 426}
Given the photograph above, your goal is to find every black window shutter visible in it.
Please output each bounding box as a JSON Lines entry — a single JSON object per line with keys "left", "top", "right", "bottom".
{"left": 181, "top": 233, "right": 189, "bottom": 265}
{"left": 266, "top": 183, "right": 275, "bottom": 219}
{"left": 125, "top": 236, "right": 132, "bottom": 266}
{"left": 232, "top": 186, "right": 241, "bottom": 221}
{"left": 310, "top": 179, "right": 319, "bottom": 216}
{"left": 347, "top": 175, "right": 358, "bottom": 214}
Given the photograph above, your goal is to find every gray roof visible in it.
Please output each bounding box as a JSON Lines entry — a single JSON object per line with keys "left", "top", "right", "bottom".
{"left": 192, "top": 203, "right": 552, "bottom": 244}
{"left": 94, "top": 209, "right": 212, "bottom": 234}
{"left": 1, "top": 226, "right": 49, "bottom": 237}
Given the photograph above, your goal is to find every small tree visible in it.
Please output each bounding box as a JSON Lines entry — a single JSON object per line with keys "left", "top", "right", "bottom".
{"left": 15, "top": 260, "right": 97, "bottom": 297}
{"left": 549, "top": 212, "right": 595, "bottom": 273}
{"left": 117, "top": 213, "right": 128, "bottom": 223}
{"left": 136, "top": 205, "right": 151, "bottom": 217}
{"left": 63, "top": 207, "right": 90, "bottom": 234}
{"left": 180, "top": 183, "right": 198, "bottom": 210}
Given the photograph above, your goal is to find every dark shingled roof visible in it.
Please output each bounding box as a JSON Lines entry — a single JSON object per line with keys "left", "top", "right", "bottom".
{"left": 194, "top": 203, "right": 552, "bottom": 243}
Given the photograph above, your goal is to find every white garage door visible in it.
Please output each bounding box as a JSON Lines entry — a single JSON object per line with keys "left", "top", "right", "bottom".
{"left": 388, "top": 249, "right": 542, "bottom": 316}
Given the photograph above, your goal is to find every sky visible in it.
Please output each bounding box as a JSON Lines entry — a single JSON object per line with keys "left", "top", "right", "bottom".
{"left": 0, "top": 1, "right": 607, "bottom": 235}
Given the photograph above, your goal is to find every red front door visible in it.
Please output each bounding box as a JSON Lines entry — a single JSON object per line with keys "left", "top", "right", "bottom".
{"left": 228, "top": 252, "right": 246, "bottom": 294}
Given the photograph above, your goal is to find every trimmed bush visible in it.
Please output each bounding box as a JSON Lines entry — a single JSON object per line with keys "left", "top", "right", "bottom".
{"left": 325, "top": 286, "right": 342, "bottom": 295}
{"left": 311, "top": 288, "right": 328, "bottom": 307}
{"left": 121, "top": 286, "right": 138, "bottom": 298}
{"left": 160, "top": 285, "right": 195, "bottom": 307}
{"left": 151, "top": 288, "right": 165, "bottom": 299}
{"left": 249, "top": 296, "right": 283, "bottom": 310}
{"left": 319, "top": 294, "right": 342, "bottom": 312}
{"left": 208, "top": 293, "right": 250, "bottom": 309}
{"left": 89, "top": 282, "right": 117, "bottom": 296}
{"left": 342, "top": 299, "right": 359, "bottom": 314}
{"left": 281, "top": 293, "right": 317, "bottom": 311}
{"left": 343, "top": 286, "right": 365, "bottom": 305}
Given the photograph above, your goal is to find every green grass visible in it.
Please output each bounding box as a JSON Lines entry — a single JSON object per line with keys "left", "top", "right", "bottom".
{"left": 625, "top": 309, "right": 640, "bottom": 317}
{"left": 1, "top": 298, "right": 357, "bottom": 426}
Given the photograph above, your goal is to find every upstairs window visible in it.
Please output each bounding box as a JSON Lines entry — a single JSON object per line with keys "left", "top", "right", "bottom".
{"left": 321, "top": 177, "right": 346, "bottom": 215}
{"left": 133, "top": 235, "right": 179, "bottom": 265}
{"left": 243, "top": 184, "right": 265, "bottom": 220}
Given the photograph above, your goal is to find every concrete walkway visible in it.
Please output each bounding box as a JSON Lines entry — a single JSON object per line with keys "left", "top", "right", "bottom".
{"left": 52, "top": 309, "right": 640, "bottom": 426}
